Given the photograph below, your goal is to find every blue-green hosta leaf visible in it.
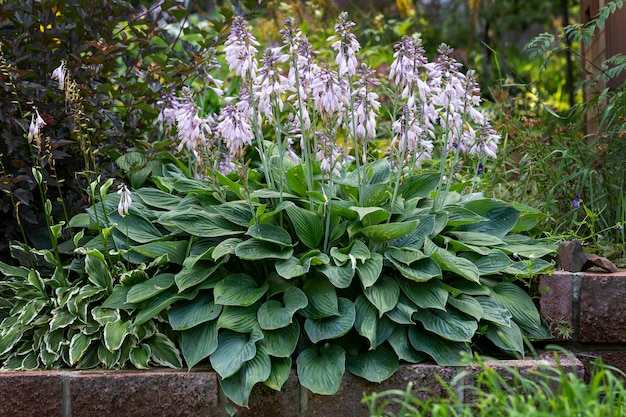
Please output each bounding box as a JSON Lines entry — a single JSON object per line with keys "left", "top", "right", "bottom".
{"left": 175, "top": 259, "right": 222, "bottom": 292}
{"left": 356, "top": 252, "right": 383, "bottom": 288}
{"left": 391, "top": 215, "right": 435, "bottom": 249}
{"left": 259, "top": 322, "right": 300, "bottom": 357}
{"left": 300, "top": 277, "right": 339, "bottom": 319}
{"left": 147, "top": 332, "right": 183, "bottom": 368}
{"left": 445, "top": 206, "right": 487, "bottom": 226}
{"left": 212, "top": 238, "right": 242, "bottom": 261}
{"left": 304, "top": 298, "right": 355, "bottom": 343}
{"left": 387, "top": 257, "right": 442, "bottom": 282}
{"left": 354, "top": 295, "right": 395, "bottom": 350}
{"left": 447, "top": 294, "right": 484, "bottom": 321}
{"left": 424, "top": 239, "right": 480, "bottom": 283}
{"left": 219, "top": 348, "right": 272, "bottom": 408}
{"left": 158, "top": 209, "right": 241, "bottom": 238}
{"left": 168, "top": 296, "right": 222, "bottom": 330}
{"left": 132, "top": 288, "right": 193, "bottom": 327}
{"left": 413, "top": 308, "right": 477, "bottom": 342}
{"left": 135, "top": 187, "right": 182, "bottom": 210}
{"left": 398, "top": 173, "right": 440, "bottom": 199}
{"left": 460, "top": 249, "right": 511, "bottom": 275}
{"left": 485, "top": 321, "right": 524, "bottom": 359}
{"left": 319, "top": 263, "right": 355, "bottom": 289}
{"left": 297, "top": 344, "right": 345, "bottom": 395}
{"left": 361, "top": 184, "right": 392, "bottom": 210}
{"left": 264, "top": 356, "right": 292, "bottom": 391}
{"left": 447, "top": 231, "right": 505, "bottom": 246}
{"left": 214, "top": 202, "right": 254, "bottom": 227}
{"left": 361, "top": 220, "right": 419, "bottom": 243}
{"left": 181, "top": 320, "right": 219, "bottom": 369}
{"left": 246, "top": 223, "right": 293, "bottom": 247}
{"left": 490, "top": 282, "right": 541, "bottom": 329}
{"left": 384, "top": 247, "right": 427, "bottom": 265}
{"left": 397, "top": 278, "right": 448, "bottom": 311}
{"left": 127, "top": 273, "right": 175, "bottom": 304}
{"left": 257, "top": 287, "right": 307, "bottom": 330}
{"left": 130, "top": 345, "right": 151, "bottom": 369}
{"left": 364, "top": 276, "right": 400, "bottom": 317}
{"left": 84, "top": 250, "right": 112, "bottom": 290}
{"left": 235, "top": 239, "right": 293, "bottom": 260}
{"left": 498, "top": 243, "right": 556, "bottom": 259}
{"left": 108, "top": 210, "right": 164, "bottom": 244}
{"left": 330, "top": 240, "right": 370, "bottom": 265}
{"left": 408, "top": 327, "right": 471, "bottom": 366}
{"left": 518, "top": 320, "right": 552, "bottom": 340}
{"left": 445, "top": 279, "right": 491, "bottom": 296}
{"left": 103, "top": 320, "right": 130, "bottom": 352}
{"left": 503, "top": 259, "right": 554, "bottom": 277}
{"left": 366, "top": 159, "right": 392, "bottom": 184}
{"left": 460, "top": 199, "right": 520, "bottom": 239}
{"left": 131, "top": 241, "right": 188, "bottom": 265}
{"left": 210, "top": 331, "right": 257, "bottom": 379}
{"left": 275, "top": 256, "right": 309, "bottom": 279}
{"left": 476, "top": 296, "right": 512, "bottom": 326}
{"left": 388, "top": 327, "right": 426, "bottom": 363}
{"left": 285, "top": 203, "right": 324, "bottom": 249}
{"left": 349, "top": 206, "right": 390, "bottom": 225}
{"left": 447, "top": 239, "right": 492, "bottom": 255}
{"left": 385, "top": 294, "right": 418, "bottom": 325}
{"left": 214, "top": 274, "right": 269, "bottom": 307}
{"left": 217, "top": 305, "right": 260, "bottom": 333}
{"left": 346, "top": 344, "right": 398, "bottom": 382}
{"left": 69, "top": 333, "right": 95, "bottom": 365}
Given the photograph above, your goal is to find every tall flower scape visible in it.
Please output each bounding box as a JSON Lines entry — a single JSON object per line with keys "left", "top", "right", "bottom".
{"left": 0, "top": 12, "right": 555, "bottom": 409}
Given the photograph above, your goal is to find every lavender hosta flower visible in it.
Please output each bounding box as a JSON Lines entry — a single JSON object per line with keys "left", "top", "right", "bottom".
{"left": 311, "top": 65, "right": 347, "bottom": 124}
{"left": 117, "top": 184, "right": 132, "bottom": 217}
{"left": 224, "top": 15, "right": 259, "bottom": 79}
{"left": 389, "top": 36, "right": 432, "bottom": 100}
{"left": 328, "top": 12, "right": 360, "bottom": 78}
{"left": 352, "top": 65, "right": 381, "bottom": 141}
{"left": 51, "top": 60, "right": 67, "bottom": 90}
{"left": 468, "top": 122, "right": 499, "bottom": 159}
{"left": 170, "top": 89, "right": 213, "bottom": 156}
{"left": 217, "top": 105, "right": 253, "bottom": 158}
{"left": 391, "top": 105, "right": 434, "bottom": 168}
{"left": 255, "top": 47, "right": 293, "bottom": 121}
{"left": 28, "top": 108, "right": 46, "bottom": 144}
{"left": 316, "top": 132, "right": 350, "bottom": 177}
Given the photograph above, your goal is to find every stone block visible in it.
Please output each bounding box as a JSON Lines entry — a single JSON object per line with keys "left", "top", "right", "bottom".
{"left": 0, "top": 371, "right": 64, "bottom": 417}
{"left": 537, "top": 271, "right": 576, "bottom": 340}
{"left": 579, "top": 270, "right": 626, "bottom": 343}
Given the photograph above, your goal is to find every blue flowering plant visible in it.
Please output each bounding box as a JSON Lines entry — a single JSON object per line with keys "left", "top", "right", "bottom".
{"left": 1, "top": 11, "right": 555, "bottom": 408}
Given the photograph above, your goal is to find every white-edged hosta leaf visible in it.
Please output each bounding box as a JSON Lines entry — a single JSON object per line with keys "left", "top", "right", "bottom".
{"left": 147, "top": 332, "right": 182, "bottom": 368}
{"left": 214, "top": 274, "right": 269, "bottom": 307}
{"left": 181, "top": 320, "right": 218, "bottom": 369}
{"left": 346, "top": 344, "right": 398, "bottom": 382}
{"left": 168, "top": 296, "right": 222, "bottom": 330}
{"left": 259, "top": 322, "right": 300, "bottom": 358}
{"left": 364, "top": 275, "right": 400, "bottom": 317}
{"left": 98, "top": 345, "right": 120, "bottom": 368}
{"left": 397, "top": 278, "right": 448, "bottom": 311}
{"left": 356, "top": 252, "right": 383, "bottom": 288}
{"left": 69, "top": 332, "right": 94, "bottom": 365}
{"left": 296, "top": 344, "right": 345, "bottom": 395}
{"left": 490, "top": 282, "right": 541, "bottom": 328}
{"left": 210, "top": 330, "right": 257, "bottom": 379}
{"left": 413, "top": 308, "right": 477, "bottom": 342}
{"left": 485, "top": 321, "right": 524, "bottom": 359}
{"left": 84, "top": 250, "right": 112, "bottom": 290}
{"left": 257, "top": 287, "right": 307, "bottom": 330}
{"left": 92, "top": 306, "right": 120, "bottom": 326}
{"left": 264, "top": 356, "right": 292, "bottom": 391}
{"left": 129, "top": 345, "right": 151, "bottom": 369}
{"left": 219, "top": 348, "right": 272, "bottom": 408}
{"left": 103, "top": 320, "right": 130, "bottom": 352}
{"left": 408, "top": 327, "right": 471, "bottom": 366}
{"left": 304, "top": 298, "right": 355, "bottom": 343}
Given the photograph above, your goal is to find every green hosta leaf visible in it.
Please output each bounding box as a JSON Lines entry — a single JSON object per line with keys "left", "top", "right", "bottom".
{"left": 210, "top": 330, "right": 257, "bottom": 378}
{"left": 367, "top": 158, "right": 392, "bottom": 184}
{"left": 175, "top": 259, "right": 222, "bottom": 292}
{"left": 212, "top": 238, "right": 242, "bottom": 261}
{"left": 387, "top": 257, "right": 442, "bottom": 282}
{"left": 214, "top": 274, "right": 269, "bottom": 307}
{"left": 19, "top": 299, "right": 47, "bottom": 326}
{"left": 349, "top": 206, "right": 390, "bottom": 225}
{"left": 275, "top": 256, "right": 309, "bottom": 279}
{"left": 445, "top": 279, "right": 491, "bottom": 296}
{"left": 504, "top": 259, "right": 554, "bottom": 278}
{"left": 265, "top": 356, "right": 292, "bottom": 391}
{"left": 413, "top": 308, "right": 477, "bottom": 342}
{"left": 518, "top": 320, "right": 553, "bottom": 340}
{"left": 297, "top": 344, "right": 345, "bottom": 395}
{"left": 108, "top": 209, "right": 164, "bottom": 244}
{"left": 102, "top": 286, "right": 133, "bottom": 310}
{"left": 260, "top": 322, "right": 300, "bottom": 357}
{"left": 285, "top": 203, "right": 324, "bottom": 249}
{"left": 135, "top": 187, "right": 182, "bottom": 210}
{"left": 447, "top": 294, "right": 484, "bottom": 321}
{"left": 331, "top": 240, "right": 370, "bottom": 265}
{"left": 217, "top": 305, "right": 259, "bottom": 333}
{"left": 460, "top": 199, "right": 520, "bottom": 239}
{"left": 424, "top": 239, "right": 480, "bottom": 283}
{"left": 397, "top": 279, "right": 448, "bottom": 311}
{"left": 133, "top": 288, "right": 193, "bottom": 326}
{"left": 354, "top": 295, "right": 395, "bottom": 349}
{"left": 168, "top": 296, "right": 222, "bottom": 330}
{"left": 84, "top": 250, "right": 112, "bottom": 290}
{"left": 499, "top": 243, "right": 556, "bottom": 259}
{"left": 476, "top": 296, "right": 512, "bottom": 326}
{"left": 131, "top": 241, "right": 188, "bottom": 265}
{"left": 246, "top": 223, "right": 292, "bottom": 247}
{"left": 257, "top": 287, "right": 307, "bottom": 330}
{"left": 158, "top": 208, "right": 242, "bottom": 238}
{"left": 510, "top": 202, "right": 544, "bottom": 233}
{"left": 361, "top": 220, "right": 419, "bottom": 243}
{"left": 346, "top": 344, "right": 398, "bottom": 382}
{"left": 445, "top": 206, "right": 487, "bottom": 226}
{"left": 147, "top": 333, "right": 183, "bottom": 368}
{"left": 364, "top": 276, "right": 400, "bottom": 317}
{"left": 356, "top": 252, "right": 383, "bottom": 288}
{"left": 460, "top": 250, "right": 511, "bottom": 275}
{"left": 399, "top": 173, "right": 440, "bottom": 199}
{"left": 104, "top": 320, "right": 130, "bottom": 352}
{"left": 304, "top": 298, "right": 355, "bottom": 343}
{"left": 485, "top": 321, "right": 524, "bottom": 359}
{"left": 361, "top": 184, "right": 392, "bottom": 207}
{"left": 319, "top": 263, "right": 355, "bottom": 289}
{"left": 130, "top": 345, "right": 151, "bottom": 369}
{"left": 235, "top": 239, "right": 293, "bottom": 260}
{"left": 69, "top": 333, "right": 94, "bottom": 366}
{"left": 447, "top": 231, "right": 505, "bottom": 246}
{"left": 220, "top": 348, "right": 272, "bottom": 408}
{"left": 301, "top": 277, "right": 339, "bottom": 319}
{"left": 385, "top": 294, "right": 418, "bottom": 325}
{"left": 388, "top": 327, "right": 425, "bottom": 363}
{"left": 408, "top": 327, "right": 471, "bottom": 366}
{"left": 490, "top": 282, "right": 541, "bottom": 329}
{"left": 181, "top": 320, "right": 219, "bottom": 369}
{"left": 214, "top": 202, "right": 254, "bottom": 227}
{"left": 127, "top": 273, "right": 175, "bottom": 304}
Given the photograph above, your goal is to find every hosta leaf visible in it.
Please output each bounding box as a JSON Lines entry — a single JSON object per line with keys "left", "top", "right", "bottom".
{"left": 490, "top": 282, "right": 541, "bottom": 329}
{"left": 210, "top": 331, "right": 257, "bottom": 378}
{"left": 108, "top": 210, "right": 164, "bottom": 243}
{"left": 364, "top": 276, "right": 400, "bottom": 317}
{"left": 498, "top": 243, "right": 556, "bottom": 259}
{"left": 485, "top": 321, "right": 524, "bottom": 359}
{"left": 69, "top": 333, "right": 94, "bottom": 365}
{"left": 447, "top": 294, "right": 484, "bottom": 321}
{"left": 445, "top": 206, "right": 487, "bottom": 226}
{"left": 85, "top": 250, "right": 112, "bottom": 290}
{"left": 259, "top": 322, "right": 300, "bottom": 357}
{"left": 131, "top": 241, "right": 188, "bottom": 265}
{"left": 447, "top": 231, "right": 505, "bottom": 246}
{"left": 408, "top": 327, "right": 471, "bottom": 366}
{"left": 384, "top": 247, "right": 427, "bottom": 265}
{"left": 217, "top": 305, "right": 259, "bottom": 333}
{"left": 214, "top": 274, "right": 269, "bottom": 307}
{"left": 181, "top": 321, "right": 219, "bottom": 369}
{"left": 158, "top": 209, "right": 241, "bottom": 238}
{"left": 460, "top": 250, "right": 511, "bottom": 275}
{"left": 413, "top": 308, "right": 477, "bottom": 342}
{"left": 388, "top": 327, "right": 425, "bottom": 363}
{"left": 132, "top": 288, "right": 193, "bottom": 326}
{"left": 49, "top": 310, "right": 76, "bottom": 331}
{"left": 257, "top": 287, "right": 307, "bottom": 330}
{"left": 127, "top": 273, "right": 175, "bottom": 304}
{"left": 235, "top": 239, "right": 293, "bottom": 260}
{"left": 135, "top": 187, "right": 182, "bottom": 210}
{"left": 130, "top": 345, "right": 151, "bottom": 369}
{"left": 399, "top": 173, "right": 440, "bottom": 199}
{"left": 297, "top": 344, "right": 345, "bottom": 395}
{"left": 168, "top": 296, "right": 222, "bottom": 330}
{"left": 214, "top": 202, "right": 254, "bottom": 227}
{"left": 385, "top": 294, "right": 418, "bottom": 325}
{"left": 104, "top": 320, "right": 130, "bottom": 352}
{"left": 0, "top": 260, "right": 29, "bottom": 278}
{"left": 102, "top": 286, "right": 133, "bottom": 310}
{"left": 246, "top": 223, "right": 292, "bottom": 247}
{"left": 304, "top": 298, "right": 355, "bottom": 343}
{"left": 319, "top": 263, "right": 355, "bottom": 289}
{"left": 503, "top": 259, "right": 554, "bottom": 277}
{"left": 346, "top": 344, "right": 398, "bottom": 382}
{"left": 356, "top": 252, "right": 383, "bottom": 288}
{"left": 19, "top": 299, "right": 47, "bottom": 326}
{"left": 460, "top": 199, "right": 519, "bottom": 239}
{"left": 424, "top": 239, "right": 480, "bottom": 283}
{"left": 285, "top": 203, "right": 324, "bottom": 249}
{"left": 275, "top": 256, "right": 309, "bottom": 279}
{"left": 264, "top": 357, "right": 292, "bottom": 391}
{"left": 387, "top": 257, "right": 441, "bottom": 282}
{"left": 361, "top": 220, "right": 419, "bottom": 243}
{"left": 397, "top": 279, "right": 448, "bottom": 311}
{"left": 220, "top": 348, "right": 272, "bottom": 408}
{"left": 146, "top": 333, "right": 183, "bottom": 368}
{"left": 175, "top": 259, "right": 222, "bottom": 292}
{"left": 349, "top": 206, "right": 390, "bottom": 225}
{"left": 446, "top": 279, "right": 491, "bottom": 296}
{"left": 301, "top": 277, "right": 339, "bottom": 319}
{"left": 212, "top": 238, "right": 242, "bottom": 261}
{"left": 0, "top": 324, "right": 28, "bottom": 357}
{"left": 391, "top": 215, "right": 435, "bottom": 249}
{"left": 476, "top": 296, "right": 512, "bottom": 326}
{"left": 354, "top": 295, "right": 395, "bottom": 349}
{"left": 98, "top": 345, "right": 120, "bottom": 369}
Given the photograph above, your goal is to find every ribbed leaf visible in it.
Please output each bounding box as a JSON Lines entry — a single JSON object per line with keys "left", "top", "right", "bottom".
{"left": 397, "top": 279, "right": 448, "bottom": 311}
{"left": 246, "top": 223, "right": 292, "bottom": 247}
{"left": 304, "top": 298, "right": 355, "bottom": 343}
{"left": 301, "top": 277, "right": 339, "bottom": 319}
{"left": 364, "top": 275, "right": 399, "bottom": 317}
{"left": 319, "top": 263, "right": 355, "bottom": 289}
{"left": 388, "top": 327, "right": 425, "bottom": 363}
{"left": 354, "top": 295, "right": 395, "bottom": 349}
{"left": 181, "top": 321, "right": 218, "bottom": 369}
{"left": 131, "top": 241, "right": 188, "bottom": 265}
{"left": 490, "top": 282, "right": 541, "bottom": 328}
{"left": 220, "top": 348, "right": 272, "bottom": 407}
{"left": 168, "top": 296, "right": 222, "bottom": 330}
{"left": 264, "top": 356, "right": 292, "bottom": 391}
{"left": 297, "top": 344, "right": 345, "bottom": 395}
{"left": 257, "top": 287, "right": 307, "bottom": 330}
{"left": 275, "top": 256, "right": 309, "bottom": 279}
{"left": 127, "top": 273, "right": 175, "bottom": 304}
{"left": 485, "top": 321, "right": 524, "bottom": 359}
{"left": 217, "top": 305, "right": 259, "bottom": 333}
{"left": 361, "top": 220, "right": 419, "bottom": 243}
{"left": 460, "top": 199, "right": 520, "bottom": 239}
{"left": 413, "top": 308, "right": 477, "bottom": 342}
{"left": 210, "top": 331, "right": 257, "bottom": 379}
{"left": 408, "top": 327, "right": 471, "bottom": 366}
{"left": 103, "top": 320, "right": 130, "bottom": 352}
{"left": 346, "top": 344, "right": 398, "bottom": 382}
{"left": 285, "top": 203, "right": 324, "bottom": 249}
{"left": 147, "top": 333, "right": 183, "bottom": 368}
{"left": 425, "top": 239, "right": 480, "bottom": 282}
{"left": 476, "top": 296, "right": 512, "bottom": 326}
{"left": 175, "top": 259, "right": 221, "bottom": 292}
{"left": 235, "top": 239, "right": 293, "bottom": 260}
{"left": 385, "top": 294, "right": 418, "bottom": 325}
{"left": 356, "top": 252, "right": 383, "bottom": 288}
{"left": 214, "top": 273, "right": 269, "bottom": 307}
{"left": 447, "top": 294, "right": 484, "bottom": 321}
{"left": 259, "top": 322, "right": 300, "bottom": 358}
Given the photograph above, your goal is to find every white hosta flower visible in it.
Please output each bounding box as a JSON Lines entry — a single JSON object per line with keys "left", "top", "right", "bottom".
{"left": 51, "top": 60, "right": 67, "bottom": 90}
{"left": 28, "top": 109, "right": 46, "bottom": 144}
{"left": 328, "top": 12, "right": 360, "bottom": 78}
{"left": 117, "top": 184, "right": 132, "bottom": 217}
